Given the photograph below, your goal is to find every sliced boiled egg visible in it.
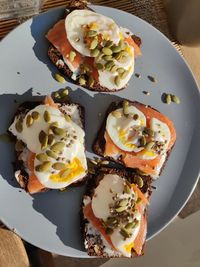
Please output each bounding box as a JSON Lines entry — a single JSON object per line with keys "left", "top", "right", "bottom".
{"left": 106, "top": 106, "right": 146, "bottom": 152}
{"left": 150, "top": 118, "right": 171, "bottom": 149}
{"left": 65, "top": 10, "right": 120, "bottom": 57}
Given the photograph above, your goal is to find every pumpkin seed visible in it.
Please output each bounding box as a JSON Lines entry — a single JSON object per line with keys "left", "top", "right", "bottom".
{"left": 26, "top": 115, "right": 33, "bottom": 127}
{"left": 96, "top": 53, "right": 103, "bottom": 62}
{"left": 60, "top": 169, "right": 69, "bottom": 178}
{"left": 41, "top": 135, "right": 48, "bottom": 150}
{"left": 105, "top": 40, "right": 113, "bottom": 48}
{"left": 51, "top": 142, "right": 65, "bottom": 152}
{"left": 50, "top": 122, "right": 59, "bottom": 127}
{"left": 54, "top": 91, "right": 61, "bottom": 99}
{"left": 165, "top": 94, "right": 171, "bottom": 104}
{"left": 125, "top": 220, "right": 138, "bottom": 230}
{"left": 112, "top": 110, "right": 122, "bottom": 118}
{"left": 136, "top": 197, "right": 142, "bottom": 204}
{"left": 110, "top": 65, "right": 118, "bottom": 73}
{"left": 44, "top": 110, "right": 51, "bottom": 123}
{"left": 96, "top": 63, "right": 104, "bottom": 70}
{"left": 36, "top": 153, "right": 49, "bottom": 162}
{"left": 143, "top": 127, "right": 154, "bottom": 137}
{"left": 35, "top": 161, "right": 51, "bottom": 172}
{"left": 102, "top": 47, "right": 112, "bottom": 56}
{"left": 140, "top": 136, "right": 146, "bottom": 146}
{"left": 90, "top": 159, "right": 98, "bottom": 165}
{"left": 64, "top": 114, "right": 71, "bottom": 122}
{"left": 119, "top": 199, "right": 129, "bottom": 207}
{"left": 90, "top": 39, "right": 98, "bottom": 50}
{"left": 105, "top": 60, "right": 114, "bottom": 70}
{"left": 111, "top": 45, "right": 121, "bottom": 53}
{"left": 120, "top": 228, "right": 131, "bottom": 239}
{"left": 120, "top": 70, "right": 129, "bottom": 79}
{"left": 15, "top": 140, "right": 24, "bottom": 152}
{"left": 79, "top": 76, "right": 86, "bottom": 86}
{"left": 171, "top": 95, "right": 180, "bottom": 104}
{"left": 60, "top": 89, "right": 69, "bottom": 98}
{"left": 48, "top": 134, "right": 55, "bottom": 146}
{"left": 90, "top": 48, "right": 100, "bottom": 57}
{"left": 39, "top": 130, "right": 46, "bottom": 144}
{"left": 103, "top": 55, "right": 113, "bottom": 61}
{"left": 123, "top": 100, "right": 129, "bottom": 115}
{"left": 106, "top": 217, "right": 117, "bottom": 226}
{"left": 88, "top": 167, "right": 95, "bottom": 174}
{"left": 117, "top": 67, "right": 125, "bottom": 74}
{"left": 114, "top": 52, "right": 121, "bottom": 60}
{"left": 114, "top": 75, "right": 121, "bottom": 86}
{"left": 147, "top": 75, "right": 157, "bottom": 83}
{"left": 54, "top": 73, "right": 66, "bottom": 84}
{"left": 52, "top": 162, "right": 66, "bottom": 170}
{"left": 124, "top": 184, "right": 131, "bottom": 194}
{"left": 135, "top": 73, "right": 141, "bottom": 78}
{"left": 105, "top": 227, "right": 114, "bottom": 235}
{"left": 115, "top": 206, "right": 127, "bottom": 212}
{"left": 52, "top": 127, "right": 66, "bottom": 136}
{"left": 69, "top": 50, "right": 76, "bottom": 62}
{"left": 46, "top": 150, "right": 58, "bottom": 159}
{"left": 87, "top": 30, "right": 97, "bottom": 37}
{"left": 88, "top": 76, "right": 94, "bottom": 87}
{"left": 135, "top": 176, "right": 144, "bottom": 188}
{"left": 146, "top": 141, "right": 154, "bottom": 151}
{"left": 31, "top": 111, "right": 40, "bottom": 120}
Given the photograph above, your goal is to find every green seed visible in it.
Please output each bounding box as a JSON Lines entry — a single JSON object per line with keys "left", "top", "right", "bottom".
{"left": 120, "top": 70, "right": 129, "bottom": 79}
{"left": 35, "top": 161, "right": 51, "bottom": 172}
{"left": 88, "top": 167, "right": 95, "bottom": 174}
{"left": 44, "top": 110, "right": 51, "bottom": 123}
{"left": 114, "top": 75, "right": 121, "bottom": 86}
{"left": 106, "top": 217, "right": 117, "bottom": 226}
{"left": 115, "top": 206, "right": 127, "bottom": 212}
{"left": 114, "top": 52, "right": 121, "bottom": 60}
{"left": 105, "top": 227, "right": 114, "bottom": 235}
{"left": 135, "top": 176, "right": 144, "bottom": 188}
{"left": 90, "top": 48, "right": 100, "bottom": 57}
{"left": 110, "top": 65, "right": 118, "bottom": 73}
{"left": 102, "top": 47, "right": 112, "bottom": 56}
{"left": 54, "top": 73, "right": 66, "bottom": 84}
{"left": 15, "top": 140, "right": 24, "bottom": 152}
{"left": 120, "top": 228, "right": 131, "bottom": 239}
{"left": 60, "top": 169, "right": 69, "bottom": 178}
{"left": 90, "top": 159, "right": 98, "bottom": 165}
{"left": 144, "top": 128, "right": 154, "bottom": 137}
{"left": 140, "top": 136, "right": 146, "bottom": 146}
{"left": 60, "top": 89, "right": 69, "bottom": 98}
{"left": 119, "top": 199, "right": 129, "bottom": 207}
{"left": 50, "top": 122, "right": 59, "bottom": 128}
{"left": 105, "top": 61, "right": 114, "bottom": 70}
{"left": 46, "top": 150, "right": 58, "bottom": 159}
{"left": 52, "top": 127, "right": 66, "bottom": 136}
{"left": 103, "top": 55, "right": 113, "bottom": 61}
{"left": 79, "top": 76, "right": 86, "bottom": 86}
{"left": 111, "top": 45, "right": 121, "bottom": 53}
{"left": 146, "top": 141, "right": 154, "bottom": 151}
{"left": 96, "top": 53, "right": 103, "bottom": 62}
{"left": 41, "top": 135, "right": 48, "bottom": 150}
{"left": 52, "top": 162, "right": 66, "bottom": 170}
{"left": 90, "top": 39, "right": 98, "bottom": 50}
{"left": 54, "top": 91, "right": 61, "bottom": 99}
{"left": 31, "top": 111, "right": 40, "bottom": 120}
{"left": 125, "top": 220, "right": 139, "bottom": 230}
{"left": 69, "top": 50, "right": 76, "bottom": 62}
{"left": 165, "top": 94, "right": 171, "bottom": 104}
{"left": 36, "top": 153, "right": 49, "bottom": 162}
{"left": 26, "top": 115, "right": 33, "bottom": 127}
{"left": 171, "top": 95, "right": 180, "bottom": 104}
{"left": 48, "top": 134, "right": 55, "bottom": 146}
{"left": 105, "top": 40, "right": 113, "bottom": 48}
{"left": 51, "top": 142, "right": 65, "bottom": 152}
{"left": 124, "top": 184, "right": 131, "bottom": 194}
{"left": 88, "top": 76, "right": 95, "bottom": 87}
{"left": 112, "top": 110, "right": 122, "bottom": 118}
{"left": 64, "top": 114, "right": 71, "bottom": 122}
{"left": 39, "top": 130, "right": 46, "bottom": 144}
{"left": 87, "top": 30, "right": 97, "bottom": 37}
{"left": 136, "top": 197, "right": 142, "bottom": 204}
{"left": 117, "top": 67, "right": 125, "bottom": 74}
{"left": 123, "top": 100, "right": 129, "bottom": 115}
{"left": 96, "top": 63, "right": 104, "bottom": 70}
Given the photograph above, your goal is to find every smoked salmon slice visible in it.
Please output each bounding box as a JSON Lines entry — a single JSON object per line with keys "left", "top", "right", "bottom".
{"left": 125, "top": 36, "right": 142, "bottom": 57}
{"left": 46, "top": 20, "right": 82, "bottom": 69}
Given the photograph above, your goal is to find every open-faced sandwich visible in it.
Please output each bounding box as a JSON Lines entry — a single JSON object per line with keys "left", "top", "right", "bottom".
{"left": 9, "top": 93, "right": 88, "bottom": 194}
{"left": 93, "top": 100, "right": 176, "bottom": 179}
{"left": 82, "top": 167, "right": 151, "bottom": 257}
{"left": 46, "top": 0, "right": 141, "bottom": 92}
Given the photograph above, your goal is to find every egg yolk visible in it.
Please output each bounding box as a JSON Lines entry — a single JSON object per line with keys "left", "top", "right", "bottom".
{"left": 119, "top": 129, "right": 136, "bottom": 149}
{"left": 50, "top": 157, "right": 85, "bottom": 183}
{"left": 138, "top": 149, "right": 157, "bottom": 158}
{"left": 124, "top": 242, "right": 134, "bottom": 254}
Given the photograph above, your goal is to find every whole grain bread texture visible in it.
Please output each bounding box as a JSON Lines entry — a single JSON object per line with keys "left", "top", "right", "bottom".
{"left": 47, "top": 1, "right": 141, "bottom": 92}
{"left": 81, "top": 167, "right": 151, "bottom": 257}
{"left": 93, "top": 100, "right": 174, "bottom": 177}
{"left": 11, "top": 97, "right": 86, "bottom": 193}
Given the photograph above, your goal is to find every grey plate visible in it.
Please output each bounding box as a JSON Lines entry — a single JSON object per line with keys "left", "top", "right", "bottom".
{"left": 0, "top": 6, "right": 200, "bottom": 257}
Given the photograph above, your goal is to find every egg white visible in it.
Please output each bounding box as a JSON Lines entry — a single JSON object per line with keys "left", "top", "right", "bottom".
{"left": 106, "top": 106, "right": 146, "bottom": 152}
{"left": 65, "top": 10, "right": 120, "bottom": 57}
{"left": 150, "top": 118, "right": 171, "bottom": 149}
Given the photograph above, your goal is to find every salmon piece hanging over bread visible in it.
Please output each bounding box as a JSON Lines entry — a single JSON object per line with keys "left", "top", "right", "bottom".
{"left": 82, "top": 167, "right": 151, "bottom": 257}
{"left": 9, "top": 93, "right": 88, "bottom": 194}
{"left": 93, "top": 100, "right": 176, "bottom": 179}
{"left": 46, "top": 0, "right": 141, "bottom": 92}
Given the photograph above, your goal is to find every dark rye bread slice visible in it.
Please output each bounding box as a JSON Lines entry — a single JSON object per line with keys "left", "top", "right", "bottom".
{"left": 93, "top": 100, "right": 174, "bottom": 177}
{"left": 47, "top": 1, "right": 141, "bottom": 92}
{"left": 11, "top": 98, "right": 86, "bottom": 193}
{"left": 81, "top": 167, "right": 151, "bottom": 257}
